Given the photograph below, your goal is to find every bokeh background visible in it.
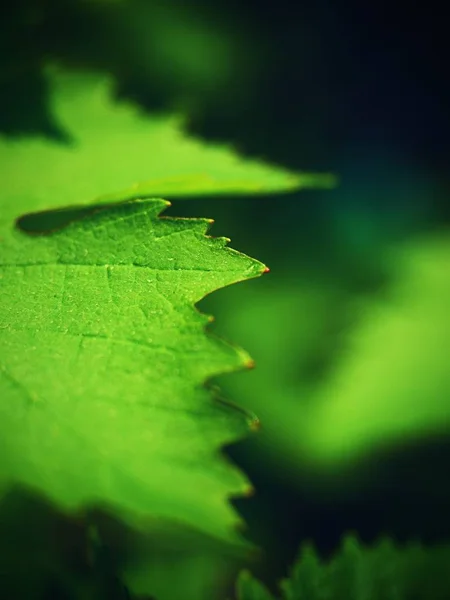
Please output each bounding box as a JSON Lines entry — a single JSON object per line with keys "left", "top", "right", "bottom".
{"left": 2, "top": 1, "right": 450, "bottom": 598}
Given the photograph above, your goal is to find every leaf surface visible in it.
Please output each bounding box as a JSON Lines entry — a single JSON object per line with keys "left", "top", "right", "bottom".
{"left": 0, "top": 64, "right": 322, "bottom": 546}
{"left": 0, "top": 198, "right": 264, "bottom": 544}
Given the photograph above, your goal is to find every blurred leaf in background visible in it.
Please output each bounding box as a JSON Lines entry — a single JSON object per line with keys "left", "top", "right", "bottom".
{"left": 1, "top": 66, "right": 330, "bottom": 231}
{"left": 211, "top": 228, "right": 450, "bottom": 478}
{"left": 0, "top": 0, "right": 260, "bottom": 137}
{"left": 237, "top": 534, "right": 450, "bottom": 600}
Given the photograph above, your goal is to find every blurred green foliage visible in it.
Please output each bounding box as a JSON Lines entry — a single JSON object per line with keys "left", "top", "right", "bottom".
{"left": 0, "top": 0, "right": 258, "bottom": 137}
{"left": 2, "top": 66, "right": 323, "bottom": 229}
{"left": 238, "top": 534, "right": 450, "bottom": 600}
{"left": 211, "top": 231, "right": 450, "bottom": 477}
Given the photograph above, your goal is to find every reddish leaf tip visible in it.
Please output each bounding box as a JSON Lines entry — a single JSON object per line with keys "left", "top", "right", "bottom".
{"left": 249, "top": 416, "right": 261, "bottom": 432}
{"left": 245, "top": 358, "right": 256, "bottom": 370}
{"left": 243, "top": 484, "right": 255, "bottom": 498}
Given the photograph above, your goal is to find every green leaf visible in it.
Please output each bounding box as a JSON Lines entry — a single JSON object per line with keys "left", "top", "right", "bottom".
{"left": 281, "top": 543, "right": 327, "bottom": 600}
{"left": 301, "top": 233, "right": 450, "bottom": 466}
{"left": 0, "top": 198, "right": 264, "bottom": 545}
{"left": 325, "top": 535, "right": 365, "bottom": 600}
{"left": 237, "top": 570, "right": 275, "bottom": 600}
{"left": 0, "top": 64, "right": 329, "bottom": 549}
{"left": 0, "top": 66, "right": 334, "bottom": 228}
{"left": 237, "top": 535, "right": 450, "bottom": 600}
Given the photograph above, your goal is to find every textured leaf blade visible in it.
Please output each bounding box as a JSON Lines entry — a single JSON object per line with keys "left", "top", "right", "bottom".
{"left": 0, "top": 198, "right": 263, "bottom": 544}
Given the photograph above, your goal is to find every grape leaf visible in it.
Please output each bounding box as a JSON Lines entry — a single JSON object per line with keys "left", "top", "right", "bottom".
{"left": 237, "top": 535, "right": 450, "bottom": 600}
{"left": 0, "top": 198, "right": 265, "bottom": 545}
{"left": 0, "top": 64, "right": 331, "bottom": 545}
{"left": 0, "top": 66, "right": 335, "bottom": 228}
